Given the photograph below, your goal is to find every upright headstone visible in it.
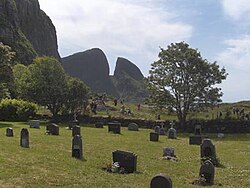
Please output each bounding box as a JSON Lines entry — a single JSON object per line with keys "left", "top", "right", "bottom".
{"left": 163, "top": 147, "right": 175, "bottom": 157}
{"left": 154, "top": 126, "right": 160, "bottom": 134}
{"left": 72, "top": 135, "right": 83, "bottom": 160}
{"left": 112, "top": 150, "right": 137, "bottom": 173}
{"left": 128, "top": 123, "right": 139, "bottom": 131}
{"left": 20, "top": 128, "right": 29, "bottom": 148}
{"left": 72, "top": 125, "right": 81, "bottom": 137}
{"left": 199, "top": 160, "right": 215, "bottom": 185}
{"left": 167, "top": 126, "right": 177, "bottom": 139}
{"left": 95, "top": 122, "right": 104, "bottom": 128}
{"left": 46, "top": 123, "right": 59, "bottom": 135}
{"left": 159, "top": 128, "right": 166, "bottom": 135}
{"left": 108, "top": 122, "right": 121, "bottom": 134}
{"left": 6, "top": 128, "right": 13, "bottom": 137}
{"left": 29, "top": 120, "right": 40, "bottom": 128}
{"left": 200, "top": 139, "right": 217, "bottom": 165}
{"left": 150, "top": 132, "right": 159, "bottom": 142}
{"left": 150, "top": 174, "right": 172, "bottom": 188}
{"left": 195, "top": 124, "right": 202, "bottom": 135}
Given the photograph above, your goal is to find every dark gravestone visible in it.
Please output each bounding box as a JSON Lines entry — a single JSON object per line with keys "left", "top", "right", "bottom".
{"left": 128, "top": 123, "right": 139, "bottom": 131}
{"left": 46, "top": 123, "right": 59, "bottom": 135}
{"left": 108, "top": 122, "right": 121, "bottom": 134}
{"left": 72, "top": 135, "right": 83, "bottom": 160}
{"left": 154, "top": 126, "right": 160, "bottom": 134}
{"left": 167, "top": 127, "right": 176, "bottom": 139}
{"left": 189, "top": 135, "right": 202, "bottom": 145}
{"left": 95, "top": 122, "right": 104, "bottom": 128}
{"left": 72, "top": 125, "right": 81, "bottom": 137}
{"left": 29, "top": 120, "right": 40, "bottom": 128}
{"left": 200, "top": 139, "right": 217, "bottom": 166}
{"left": 112, "top": 150, "right": 137, "bottom": 173}
{"left": 195, "top": 124, "right": 202, "bottom": 135}
{"left": 20, "top": 128, "right": 29, "bottom": 148}
{"left": 199, "top": 160, "right": 215, "bottom": 185}
{"left": 150, "top": 174, "right": 172, "bottom": 188}
{"left": 159, "top": 128, "right": 166, "bottom": 135}
{"left": 6, "top": 128, "right": 13, "bottom": 137}
{"left": 150, "top": 132, "right": 159, "bottom": 142}
{"left": 163, "top": 147, "right": 175, "bottom": 157}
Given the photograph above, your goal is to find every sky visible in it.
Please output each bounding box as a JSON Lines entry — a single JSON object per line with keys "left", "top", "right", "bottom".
{"left": 39, "top": 0, "right": 250, "bottom": 102}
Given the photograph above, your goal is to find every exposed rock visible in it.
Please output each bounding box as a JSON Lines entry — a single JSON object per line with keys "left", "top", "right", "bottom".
{"left": 62, "top": 48, "right": 118, "bottom": 96}
{"left": 0, "top": 0, "right": 60, "bottom": 64}
{"left": 112, "top": 57, "right": 148, "bottom": 102}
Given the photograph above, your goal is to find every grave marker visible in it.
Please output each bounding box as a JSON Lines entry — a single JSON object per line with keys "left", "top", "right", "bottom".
{"left": 72, "top": 135, "right": 83, "bottom": 160}
{"left": 20, "top": 128, "right": 29, "bottom": 148}
{"left": 112, "top": 150, "right": 137, "bottom": 173}
{"left": 46, "top": 123, "right": 59, "bottom": 135}
{"left": 163, "top": 147, "right": 175, "bottom": 157}
{"left": 150, "top": 173, "right": 172, "bottom": 188}
{"left": 29, "top": 120, "right": 40, "bottom": 128}
{"left": 95, "top": 122, "right": 104, "bottom": 128}
{"left": 200, "top": 139, "right": 217, "bottom": 166}
{"left": 6, "top": 128, "right": 13, "bottom": 137}
{"left": 108, "top": 122, "right": 121, "bottom": 134}
{"left": 150, "top": 132, "right": 159, "bottom": 142}
{"left": 128, "top": 123, "right": 139, "bottom": 131}
{"left": 167, "top": 126, "right": 176, "bottom": 139}
{"left": 199, "top": 160, "right": 215, "bottom": 185}
{"left": 72, "top": 125, "right": 81, "bottom": 137}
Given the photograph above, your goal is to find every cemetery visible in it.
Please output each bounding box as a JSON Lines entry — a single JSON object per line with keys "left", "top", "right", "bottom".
{"left": 0, "top": 121, "right": 249, "bottom": 187}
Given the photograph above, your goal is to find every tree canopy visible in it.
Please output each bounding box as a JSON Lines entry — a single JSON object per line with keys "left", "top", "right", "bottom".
{"left": 146, "top": 42, "right": 228, "bottom": 125}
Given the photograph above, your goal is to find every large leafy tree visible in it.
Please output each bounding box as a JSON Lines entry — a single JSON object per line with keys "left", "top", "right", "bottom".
{"left": 0, "top": 42, "right": 16, "bottom": 99}
{"left": 146, "top": 42, "right": 228, "bottom": 126}
{"left": 14, "top": 57, "right": 68, "bottom": 116}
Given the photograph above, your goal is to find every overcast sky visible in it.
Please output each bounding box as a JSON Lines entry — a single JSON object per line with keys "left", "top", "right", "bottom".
{"left": 39, "top": 0, "right": 250, "bottom": 102}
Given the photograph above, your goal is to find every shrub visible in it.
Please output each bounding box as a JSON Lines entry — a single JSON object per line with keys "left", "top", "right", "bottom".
{"left": 0, "top": 98, "right": 37, "bottom": 120}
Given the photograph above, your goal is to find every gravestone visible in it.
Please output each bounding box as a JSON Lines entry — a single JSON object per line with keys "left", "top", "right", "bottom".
{"left": 6, "top": 128, "right": 13, "bottom": 137}
{"left": 163, "top": 147, "right": 175, "bottom": 157}
{"left": 154, "top": 126, "right": 160, "bottom": 134}
{"left": 29, "top": 120, "right": 40, "bottom": 128}
{"left": 69, "top": 114, "right": 79, "bottom": 130}
{"left": 128, "top": 123, "right": 139, "bottom": 131}
{"left": 20, "top": 128, "right": 29, "bottom": 148}
{"left": 108, "top": 122, "right": 121, "bottom": 134}
{"left": 200, "top": 139, "right": 217, "bottom": 165}
{"left": 199, "top": 160, "right": 215, "bottom": 185}
{"left": 72, "top": 125, "right": 81, "bottom": 137}
{"left": 95, "top": 122, "right": 104, "bottom": 128}
{"left": 150, "top": 132, "right": 159, "bottom": 142}
{"left": 46, "top": 123, "right": 59, "bottom": 135}
{"left": 167, "top": 126, "right": 177, "bottom": 139}
{"left": 195, "top": 124, "right": 202, "bottom": 135}
{"left": 112, "top": 150, "right": 137, "bottom": 173}
{"left": 189, "top": 135, "right": 203, "bottom": 145}
{"left": 159, "top": 128, "right": 166, "bottom": 135}
{"left": 150, "top": 173, "right": 172, "bottom": 188}
{"left": 72, "top": 135, "right": 83, "bottom": 160}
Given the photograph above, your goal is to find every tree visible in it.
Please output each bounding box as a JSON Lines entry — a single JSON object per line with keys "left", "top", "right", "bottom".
{"left": 63, "top": 77, "right": 90, "bottom": 114}
{"left": 0, "top": 42, "right": 16, "bottom": 99}
{"left": 14, "top": 56, "right": 68, "bottom": 116}
{"left": 146, "top": 42, "right": 228, "bottom": 126}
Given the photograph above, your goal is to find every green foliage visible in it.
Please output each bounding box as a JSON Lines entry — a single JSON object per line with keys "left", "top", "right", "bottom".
{"left": 0, "top": 98, "right": 37, "bottom": 120}
{"left": 62, "top": 77, "right": 90, "bottom": 114}
{"left": 13, "top": 56, "right": 67, "bottom": 116}
{"left": 146, "top": 42, "right": 228, "bottom": 125}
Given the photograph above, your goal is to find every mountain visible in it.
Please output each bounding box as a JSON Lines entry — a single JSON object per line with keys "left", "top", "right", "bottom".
{"left": 112, "top": 57, "right": 148, "bottom": 102}
{"left": 62, "top": 48, "right": 118, "bottom": 96}
{"left": 62, "top": 49, "right": 148, "bottom": 102}
{"left": 0, "top": 0, "right": 60, "bottom": 64}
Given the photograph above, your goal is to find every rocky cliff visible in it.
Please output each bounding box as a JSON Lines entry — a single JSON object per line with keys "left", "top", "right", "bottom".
{"left": 62, "top": 48, "right": 118, "bottom": 96}
{"left": 62, "top": 49, "right": 148, "bottom": 102}
{"left": 0, "top": 0, "right": 60, "bottom": 64}
{"left": 112, "top": 57, "right": 148, "bottom": 102}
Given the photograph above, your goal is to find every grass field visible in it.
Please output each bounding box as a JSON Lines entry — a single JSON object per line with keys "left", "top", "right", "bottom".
{"left": 0, "top": 122, "right": 249, "bottom": 187}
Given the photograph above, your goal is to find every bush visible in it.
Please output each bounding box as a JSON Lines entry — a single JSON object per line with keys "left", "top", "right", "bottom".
{"left": 0, "top": 98, "right": 37, "bottom": 120}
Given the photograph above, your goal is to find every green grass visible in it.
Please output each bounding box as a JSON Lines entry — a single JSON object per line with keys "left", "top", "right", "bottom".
{"left": 0, "top": 122, "right": 249, "bottom": 187}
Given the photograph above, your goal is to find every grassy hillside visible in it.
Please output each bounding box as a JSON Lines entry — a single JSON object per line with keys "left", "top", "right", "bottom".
{"left": 0, "top": 122, "right": 249, "bottom": 187}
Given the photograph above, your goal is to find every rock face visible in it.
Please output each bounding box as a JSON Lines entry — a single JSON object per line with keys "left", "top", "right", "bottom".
{"left": 112, "top": 57, "right": 148, "bottom": 102}
{"left": 0, "top": 0, "right": 60, "bottom": 64}
{"left": 62, "top": 48, "right": 118, "bottom": 96}
{"left": 62, "top": 49, "right": 148, "bottom": 102}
